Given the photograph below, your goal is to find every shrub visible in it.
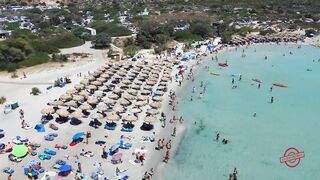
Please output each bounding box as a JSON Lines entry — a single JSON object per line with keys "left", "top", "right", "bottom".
{"left": 0, "top": 96, "right": 6, "bottom": 104}
{"left": 124, "top": 45, "right": 140, "bottom": 57}
{"left": 30, "top": 87, "right": 41, "bottom": 95}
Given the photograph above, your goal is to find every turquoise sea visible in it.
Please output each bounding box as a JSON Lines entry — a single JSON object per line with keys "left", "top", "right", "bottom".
{"left": 163, "top": 44, "right": 320, "bottom": 180}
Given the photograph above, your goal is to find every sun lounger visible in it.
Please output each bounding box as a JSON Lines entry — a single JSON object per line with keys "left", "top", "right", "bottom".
{"left": 38, "top": 154, "right": 51, "bottom": 160}
{"left": 44, "top": 148, "right": 56, "bottom": 155}
{"left": 48, "top": 133, "right": 58, "bottom": 137}
{"left": 49, "top": 123, "right": 59, "bottom": 131}
{"left": 121, "top": 127, "right": 133, "bottom": 132}
{"left": 44, "top": 135, "right": 54, "bottom": 141}
{"left": 3, "top": 167, "right": 14, "bottom": 175}
{"left": 119, "top": 143, "right": 132, "bottom": 150}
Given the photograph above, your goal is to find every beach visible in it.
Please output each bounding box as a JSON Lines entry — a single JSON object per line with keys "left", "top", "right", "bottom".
{"left": 0, "top": 35, "right": 319, "bottom": 180}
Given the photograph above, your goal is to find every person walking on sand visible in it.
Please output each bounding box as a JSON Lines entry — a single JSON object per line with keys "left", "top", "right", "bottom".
{"left": 85, "top": 131, "right": 91, "bottom": 144}
{"left": 77, "top": 162, "right": 82, "bottom": 173}
{"left": 172, "top": 127, "right": 176, "bottom": 137}
{"left": 161, "top": 139, "right": 165, "bottom": 149}
{"left": 157, "top": 139, "right": 162, "bottom": 150}
{"left": 102, "top": 146, "right": 107, "bottom": 159}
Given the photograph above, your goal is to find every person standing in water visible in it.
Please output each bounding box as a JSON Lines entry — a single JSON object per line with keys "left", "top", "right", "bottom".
{"left": 271, "top": 96, "right": 274, "bottom": 103}
{"left": 232, "top": 78, "right": 235, "bottom": 84}
{"left": 258, "top": 83, "right": 261, "bottom": 89}
{"left": 239, "top": 75, "right": 242, "bottom": 81}
{"left": 265, "top": 56, "right": 268, "bottom": 60}
{"left": 216, "top": 133, "right": 220, "bottom": 141}
{"left": 270, "top": 86, "right": 273, "bottom": 92}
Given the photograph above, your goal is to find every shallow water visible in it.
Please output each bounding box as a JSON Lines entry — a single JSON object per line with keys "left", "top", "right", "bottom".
{"left": 163, "top": 44, "right": 320, "bottom": 180}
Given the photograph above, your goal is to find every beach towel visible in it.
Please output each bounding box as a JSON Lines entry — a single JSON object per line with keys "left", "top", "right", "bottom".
{"left": 35, "top": 124, "right": 45, "bottom": 132}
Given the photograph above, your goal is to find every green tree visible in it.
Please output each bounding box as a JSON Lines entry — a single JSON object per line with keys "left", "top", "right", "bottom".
{"left": 92, "top": 33, "right": 112, "bottom": 49}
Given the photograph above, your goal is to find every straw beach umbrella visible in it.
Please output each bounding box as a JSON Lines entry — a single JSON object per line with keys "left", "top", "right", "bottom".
{"left": 91, "top": 81, "right": 102, "bottom": 86}
{"left": 149, "top": 102, "right": 161, "bottom": 109}
{"left": 56, "top": 109, "right": 70, "bottom": 117}
{"left": 120, "top": 99, "right": 130, "bottom": 106}
{"left": 123, "top": 93, "right": 135, "bottom": 100}
{"left": 144, "top": 116, "right": 156, "bottom": 123}
{"left": 74, "top": 84, "right": 85, "bottom": 90}
{"left": 147, "top": 109, "right": 159, "bottom": 115}
{"left": 113, "top": 105, "right": 124, "bottom": 112}
{"left": 60, "top": 93, "right": 72, "bottom": 101}
{"left": 64, "top": 100, "right": 78, "bottom": 108}
{"left": 130, "top": 108, "right": 142, "bottom": 114}
{"left": 102, "top": 98, "right": 114, "bottom": 105}
{"left": 90, "top": 113, "right": 104, "bottom": 120}
{"left": 124, "top": 114, "right": 137, "bottom": 122}
{"left": 87, "top": 97, "right": 99, "bottom": 105}
{"left": 79, "top": 90, "right": 90, "bottom": 97}
{"left": 135, "top": 101, "right": 147, "bottom": 107}
{"left": 106, "top": 112, "right": 120, "bottom": 122}
{"left": 109, "top": 93, "right": 119, "bottom": 100}
{"left": 41, "top": 107, "right": 55, "bottom": 115}
{"left": 66, "top": 89, "right": 77, "bottom": 95}
{"left": 73, "top": 95, "right": 84, "bottom": 102}
{"left": 70, "top": 110, "right": 84, "bottom": 119}
{"left": 138, "top": 95, "right": 149, "bottom": 101}
{"left": 87, "top": 85, "right": 97, "bottom": 90}
{"left": 79, "top": 103, "right": 92, "bottom": 110}
{"left": 52, "top": 100, "right": 64, "bottom": 106}
{"left": 80, "top": 79, "right": 89, "bottom": 85}
{"left": 97, "top": 104, "right": 108, "bottom": 111}
{"left": 152, "top": 96, "right": 163, "bottom": 102}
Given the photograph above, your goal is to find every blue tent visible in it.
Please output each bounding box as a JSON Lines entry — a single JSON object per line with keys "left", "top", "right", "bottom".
{"left": 59, "top": 165, "right": 72, "bottom": 172}
{"left": 34, "top": 124, "right": 45, "bottom": 132}
{"left": 73, "top": 132, "right": 85, "bottom": 140}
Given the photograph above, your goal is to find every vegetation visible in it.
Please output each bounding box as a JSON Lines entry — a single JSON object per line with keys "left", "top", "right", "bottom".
{"left": 92, "top": 33, "right": 112, "bottom": 49}
{"left": 0, "top": 96, "right": 6, "bottom": 104}
{"left": 30, "top": 87, "right": 41, "bottom": 95}
{"left": 0, "top": 28, "right": 84, "bottom": 72}
{"left": 90, "top": 21, "right": 131, "bottom": 37}
{"left": 124, "top": 45, "right": 140, "bottom": 57}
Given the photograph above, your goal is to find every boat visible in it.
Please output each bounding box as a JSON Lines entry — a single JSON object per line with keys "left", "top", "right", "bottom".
{"left": 218, "top": 63, "right": 228, "bottom": 67}
{"left": 210, "top": 72, "right": 221, "bottom": 76}
{"left": 252, "top": 78, "right": 262, "bottom": 83}
{"left": 273, "top": 83, "right": 288, "bottom": 88}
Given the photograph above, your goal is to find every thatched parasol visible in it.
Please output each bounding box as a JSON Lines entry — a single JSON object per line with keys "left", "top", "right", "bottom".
{"left": 135, "top": 101, "right": 147, "bottom": 107}
{"left": 80, "top": 79, "right": 89, "bottom": 85}
{"left": 56, "top": 109, "right": 70, "bottom": 117}
{"left": 74, "top": 84, "right": 85, "bottom": 90}
{"left": 97, "top": 104, "right": 108, "bottom": 111}
{"left": 147, "top": 108, "right": 159, "bottom": 115}
{"left": 106, "top": 112, "right": 120, "bottom": 122}
{"left": 109, "top": 93, "right": 119, "bottom": 100}
{"left": 149, "top": 102, "right": 161, "bottom": 109}
{"left": 138, "top": 95, "right": 149, "bottom": 101}
{"left": 87, "top": 97, "right": 99, "bottom": 105}
{"left": 130, "top": 108, "right": 142, "bottom": 114}
{"left": 79, "top": 90, "right": 90, "bottom": 97}
{"left": 52, "top": 100, "right": 64, "bottom": 106}
{"left": 144, "top": 116, "right": 156, "bottom": 123}
{"left": 102, "top": 98, "right": 114, "bottom": 104}
{"left": 87, "top": 85, "right": 97, "bottom": 90}
{"left": 60, "top": 93, "right": 72, "bottom": 101}
{"left": 91, "top": 81, "right": 102, "bottom": 86}
{"left": 113, "top": 105, "right": 124, "bottom": 112}
{"left": 64, "top": 100, "right": 78, "bottom": 108}
{"left": 79, "top": 103, "right": 92, "bottom": 110}
{"left": 73, "top": 95, "right": 84, "bottom": 102}
{"left": 90, "top": 113, "right": 104, "bottom": 119}
{"left": 70, "top": 110, "right": 84, "bottom": 119}
{"left": 124, "top": 114, "right": 137, "bottom": 122}
{"left": 41, "top": 107, "right": 55, "bottom": 114}
{"left": 66, "top": 89, "right": 77, "bottom": 95}
{"left": 152, "top": 96, "right": 163, "bottom": 102}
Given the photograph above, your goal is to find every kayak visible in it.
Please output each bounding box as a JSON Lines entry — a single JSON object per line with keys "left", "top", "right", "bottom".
{"left": 210, "top": 72, "right": 221, "bottom": 76}
{"left": 273, "top": 83, "right": 288, "bottom": 88}
{"left": 252, "top": 78, "right": 262, "bottom": 83}
{"left": 231, "top": 73, "right": 241, "bottom": 77}
{"left": 218, "top": 63, "right": 228, "bottom": 67}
